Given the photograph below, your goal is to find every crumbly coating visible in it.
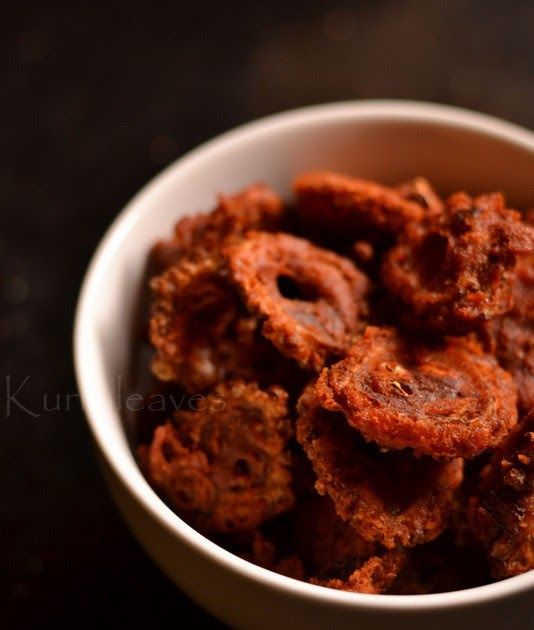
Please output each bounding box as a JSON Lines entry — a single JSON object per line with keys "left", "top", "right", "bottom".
{"left": 293, "top": 171, "right": 425, "bottom": 239}
{"left": 468, "top": 411, "right": 534, "bottom": 579}
{"left": 381, "top": 192, "right": 534, "bottom": 331}
{"left": 395, "top": 177, "right": 445, "bottom": 216}
{"left": 317, "top": 326, "right": 517, "bottom": 459}
{"left": 224, "top": 231, "right": 369, "bottom": 371}
{"left": 149, "top": 254, "right": 291, "bottom": 392}
{"left": 141, "top": 381, "right": 294, "bottom": 533}
{"left": 150, "top": 183, "right": 285, "bottom": 271}
{"left": 296, "top": 383, "right": 464, "bottom": 548}
{"left": 310, "top": 550, "right": 405, "bottom": 594}
{"left": 485, "top": 215, "right": 534, "bottom": 411}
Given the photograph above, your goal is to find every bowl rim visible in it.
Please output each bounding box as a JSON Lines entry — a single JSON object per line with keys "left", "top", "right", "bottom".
{"left": 74, "top": 100, "right": 534, "bottom": 612}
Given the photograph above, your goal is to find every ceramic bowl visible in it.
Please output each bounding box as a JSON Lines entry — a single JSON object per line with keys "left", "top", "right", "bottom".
{"left": 74, "top": 101, "right": 534, "bottom": 629}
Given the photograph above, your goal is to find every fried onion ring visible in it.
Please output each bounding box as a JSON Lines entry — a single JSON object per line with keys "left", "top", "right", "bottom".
{"left": 141, "top": 380, "right": 294, "bottom": 534}
{"left": 224, "top": 231, "right": 369, "bottom": 371}
{"left": 317, "top": 326, "right": 518, "bottom": 459}
{"left": 296, "top": 383, "right": 464, "bottom": 548}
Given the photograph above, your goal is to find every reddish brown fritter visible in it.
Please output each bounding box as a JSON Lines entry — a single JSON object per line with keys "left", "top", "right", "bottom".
{"left": 141, "top": 381, "right": 294, "bottom": 534}
{"left": 381, "top": 192, "right": 534, "bottom": 332}
{"left": 310, "top": 550, "right": 405, "bottom": 594}
{"left": 150, "top": 183, "right": 284, "bottom": 271}
{"left": 485, "top": 232, "right": 534, "bottom": 412}
{"left": 293, "top": 495, "right": 376, "bottom": 577}
{"left": 388, "top": 533, "right": 491, "bottom": 594}
{"left": 468, "top": 411, "right": 534, "bottom": 579}
{"left": 149, "top": 254, "right": 292, "bottom": 392}
{"left": 317, "top": 326, "right": 518, "bottom": 459}
{"left": 395, "top": 177, "right": 445, "bottom": 216}
{"left": 293, "top": 171, "right": 425, "bottom": 240}
{"left": 296, "top": 383, "right": 464, "bottom": 548}
{"left": 224, "top": 231, "right": 369, "bottom": 371}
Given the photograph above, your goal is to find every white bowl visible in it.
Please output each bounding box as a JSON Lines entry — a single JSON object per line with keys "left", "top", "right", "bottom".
{"left": 74, "top": 101, "right": 534, "bottom": 630}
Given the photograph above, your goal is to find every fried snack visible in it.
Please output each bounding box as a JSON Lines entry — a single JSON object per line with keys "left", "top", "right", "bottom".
{"left": 150, "top": 183, "right": 284, "bottom": 271}
{"left": 141, "top": 381, "right": 294, "bottom": 534}
{"left": 389, "top": 532, "right": 491, "bottom": 594}
{"left": 395, "top": 177, "right": 445, "bottom": 216}
{"left": 224, "top": 231, "right": 369, "bottom": 371}
{"left": 316, "top": 326, "right": 518, "bottom": 459}
{"left": 293, "top": 495, "right": 376, "bottom": 577}
{"left": 293, "top": 171, "right": 425, "bottom": 239}
{"left": 310, "top": 550, "right": 405, "bottom": 594}
{"left": 485, "top": 227, "right": 534, "bottom": 411}
{"left": 468, "top": 411, "right": 534, "bottom": 579}
{"left": 381, "top": 192, "right": 534, "bottom": 331}
{"left": 296, "top": 383, "right": 464, "bottom": 548}
{"left": 149, "top": 254, "right": 290, "bottom": 392}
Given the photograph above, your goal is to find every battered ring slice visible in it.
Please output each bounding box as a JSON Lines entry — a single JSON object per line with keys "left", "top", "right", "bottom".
{"left": 468, "top": 410, "right": 534, "bottom": 579}
{"left": 296, "top": 383, "right": 464, "bottom": 548}
{"left": 224, "top": 231, "right": 369, "bottom": 371}
{"left": 317, "top": 326, "right": 518, "bottom": 459}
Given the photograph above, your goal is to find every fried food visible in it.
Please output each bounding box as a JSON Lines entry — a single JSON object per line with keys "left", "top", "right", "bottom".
{"left": 293, "top": 171, "right": 425, "bottom": 241}
{"left": 293, "top": 495, "right": 376, "bottom": 577}
{"left": 395, "top": 177, "right": 445, "bottom": 216}
{"left": 149, "top": 254, "right": 291, "bottom": 392}
{"left": 468, "top": 410, "right": 534, "bottom": 579}
{"left": 316, "top": 326, "right": 518, "bottom": 459}
{"left": 485, "top": 215, "right": 534, "bottom": 412}
{"left": 141, "top": 175, "right": 534, "bottom": 594}
{"left": 382, "top": 192, "right": 534, "bottom": 331}
{"left": 310, "top": 550, "right": 405, "bottom": 594}
{"left": 141, "top": 380, "right": 294, "bottom": 534}
{"left": 150, "top": 183, "right": 284, "bottom": 271}
{"left": 296, "top": 383, "right": 464, "bottom": 548}
{"left": 224, "top": 231, "right": 369, "bottom": 371}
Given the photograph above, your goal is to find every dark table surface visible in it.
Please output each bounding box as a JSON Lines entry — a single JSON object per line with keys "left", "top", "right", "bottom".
{"left": 2, "top": 1, "right": 533, "bottom": 627}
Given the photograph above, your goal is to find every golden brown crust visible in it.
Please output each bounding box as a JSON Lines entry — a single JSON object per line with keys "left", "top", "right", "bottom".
{"left": 381, "top": 192, "right": 534, "bottom": 332}
{"left": 141, "top": 380, "right": 294, "bottom": 534}
{"left": 224, "top": 231, "right": 369, "bottom": 371}
{"left": 296, "top": 383, "right": 464, "bottom": 548}
{"left": 317, "top": 326, "right": 518, "bottom": 459}
{"left": 468, "top": 411, "right": 534, "bottom": 579}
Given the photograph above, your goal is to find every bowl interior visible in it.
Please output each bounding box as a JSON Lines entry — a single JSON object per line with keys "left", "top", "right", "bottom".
{"left": 75, "top": 101, "right": 534, "bottom": 608}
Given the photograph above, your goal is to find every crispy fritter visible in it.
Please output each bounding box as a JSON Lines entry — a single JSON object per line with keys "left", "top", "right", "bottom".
{"left": 381, "top": 192, "right": 534, "bottom": 331}
{"left": 468, "top": 411, "right": 534, "bottom": 579}
{"left": 485, "top": 214, "right": 534, "bottom": 411}
{"left": 141, "top": 381, "right": 294, "bottom": 534}
{"left": 293, "top": 495, "right": 376, "bottom": 577}
{"left": 224, "top": 231, "right": 369, "bottom": 371}
{"left": 310, "top": 550, "right": 405, "bottom": 594}
{"left": 150, "top": 183, "right": 285, "bottom": 271}
{"left": 149, "top": 254, "right": 292, "bottom": 392}
{"left": 293, "top": 171, "right": 425, "bottom": 241}
{"left": 395, "top": 177, "right": 445, "bottom": 216}
{"left": 296, "top": 383, "right": 463, "bottom": 548}
{"left": 317, "top": 326, "right": 518, "bottom": 459}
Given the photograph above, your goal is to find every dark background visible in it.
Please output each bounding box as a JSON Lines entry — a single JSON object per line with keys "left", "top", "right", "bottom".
{"left": 1, "top": 1, "right": 533, "bottom": 627}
